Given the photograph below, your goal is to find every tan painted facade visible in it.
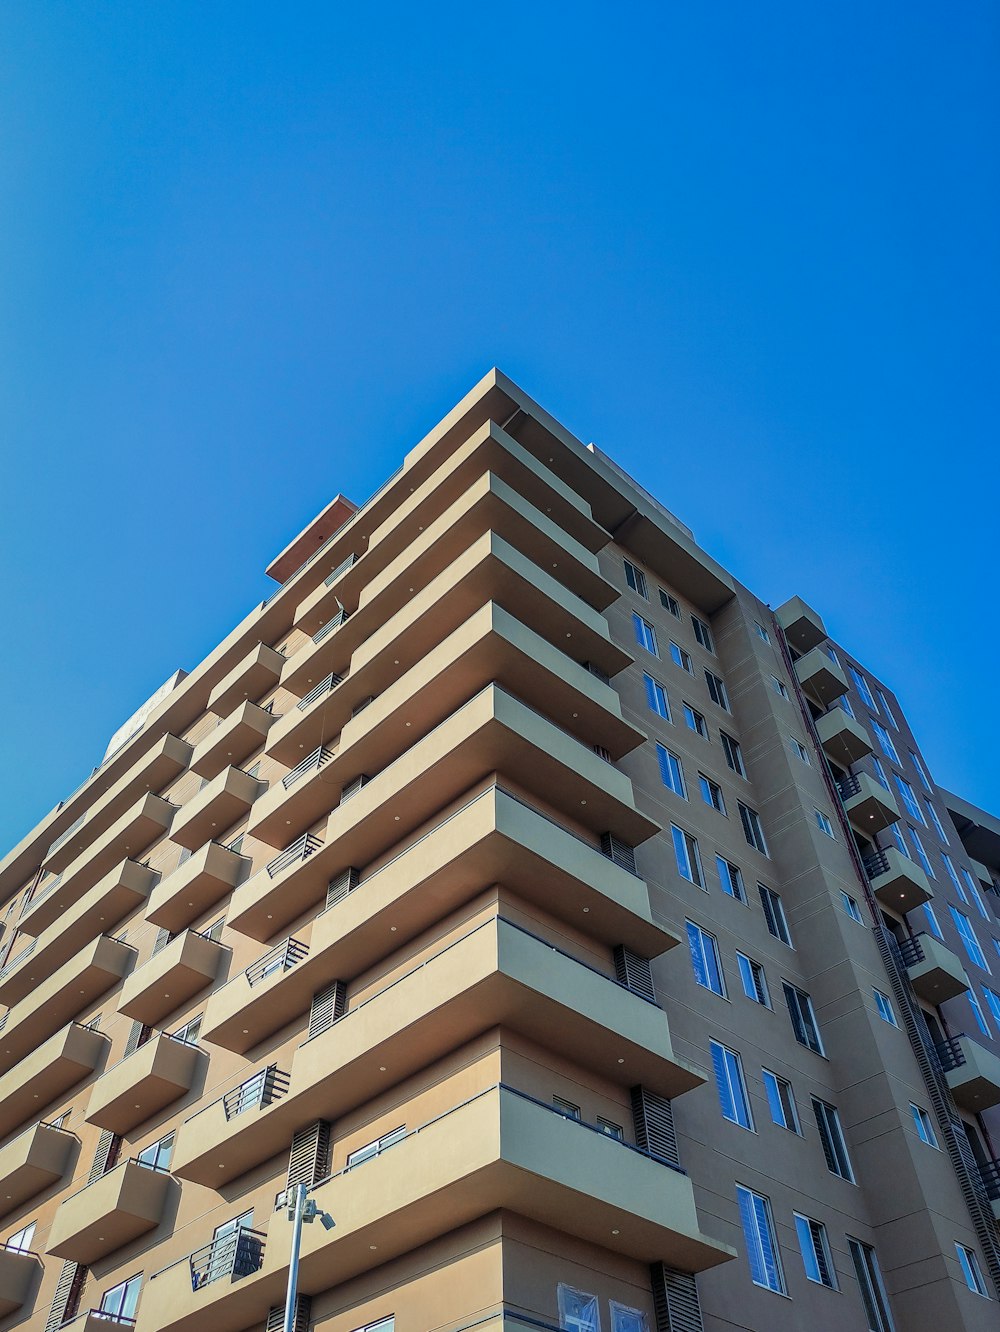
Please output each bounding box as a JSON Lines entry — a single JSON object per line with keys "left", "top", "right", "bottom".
{"left": 0, "top": 369, "right": 998, "bottom": 1332}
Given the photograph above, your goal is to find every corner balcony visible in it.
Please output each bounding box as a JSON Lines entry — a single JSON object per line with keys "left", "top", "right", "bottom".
{"left": 0, "top": 1242, "right": 41, "bottom": 1316}
{"left": 837, "top": 772, "right": 900, "bottom": 835}
{"left": 205, "top": 785, "right": 675, "bottom": 1049}
{"left": 118, "top": 929, "right": 226, "bottom": 1026}
{"left": 898, "top": 933, "right": 968, "bottom": 1003}
{"left": 146, "top": 1086, "right": 733, "bottom": 1332}
{"left": 0, "top": 1120, "right": 77, "bottom": 1220}
{"left": 229, "top": 685, "right": 657, "bottom": 939}
{"left": 207, "top": 642, "right": 285, "bottom": 717}
{"left": 46, "top": 1156, "right": 174, "bottom": 1265}
{"left": 85, "top": 1031, "right": 205, "bottom": 1136}
{"left": 176, "top": 914, "right": 699, "bottom": 1186}
{"left": 935, "top": 1035, "right": 1000, "bottom": 1112}
{"left": 775, "top": 596, "right": 828, "bottom": 653}
{"left": 815, "top": 707, "right": 873, "bottom": 765}
{"left": 250, "top": 604, "right": 643, "bottom": 848}
{"left": 281, "top": 525, "right": 630, "bottom": 700}
{"left": 863, "top": 847, "right": 932, "bottom": 913}
{"left": 146, "top": 840, "right": 249, "bottom": 934}
{"left": 0, "top": 1023, "right": 108, "bottom": 1139}
{"left": 20, "top": 793, "right": 175, "bottom": 936}
{"left": 0, "top": 934, "right": 134, "bottom": 1067}
{"left": 0, "top": 860, "right": 156, "bottom": 1006}
{"left": 794, "top": 648, "right": 849, "bottom": 706}
{"left": 191, "top": 702, "right": 277, "bottom": 779}
{"left": 169, "top": 766, "right": 266, "bottom": 851}
{"left": 979, "top": 1159, "right": 1000, "bottom": 1223}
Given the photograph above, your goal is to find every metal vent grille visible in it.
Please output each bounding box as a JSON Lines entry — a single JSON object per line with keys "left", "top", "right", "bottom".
{"left": 650, "top": 1262, "right": 703, "bottom": 1332}
{"left": 286, "top": 1121, "right": 331, "bottom": 1193}
{"left": 631, "top": 1087, "right": 678, "bottom": 1166}
{"left": 613, "top": 946, "right": 656, "bottom": 1003}
{"left": 265, "top": 1294, "right": 312, "bottom": 1332}
{"left": 326, "top": 866, "right": 360, "bottom": 911}
{"left": 308, "top": 979, "right": 347, "bottom": 1039}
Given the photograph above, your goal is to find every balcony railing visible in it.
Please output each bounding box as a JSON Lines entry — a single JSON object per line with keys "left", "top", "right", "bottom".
{"left": 324, "top": 552, "right": 356, "bottom": 587}
{"left": 47, "top": 812, "right": 88, "bottom": 858}
{"left": 266, "top": 834, "right": 323, "bottom": 879}
{"left": 0, "top": 940, "right": 36, "bottom": 981}
{"left": 189, "top": 1227, "right": 266, "bottom": 1290}
{"left": 312, "top": 608, "right": 348, "bottom": 645}
{"left": 245, "top": 938, "right": 308, "bottom": 987}
{"left": 22, "top": 872, "right": 63, "bottom": 914}
{"left": 862, "top": 849, "right": 893, "bottom": 880}
{"left": 282, "top": 746, "right": 335, "bottom": 791}
{"left": 980, "top": 1158, "right": 1000, "bottom": 1201}
{"left": 836, "top": 774, "right": 864, "bottom": 800}
{"left": 221, "top": 1065, "right": 290, "bottom": 1119}
{"left": 65, "top": 1312, "right": 136, "bottom": 1328}
{"left": 934, "top": 1035, "right": 968, "bottom": 1073}
{"left": 296, "top": 672, "right": 345, "bottom": 712}
{"left": 896, "top": 934, "right": 928, "bottom": 968}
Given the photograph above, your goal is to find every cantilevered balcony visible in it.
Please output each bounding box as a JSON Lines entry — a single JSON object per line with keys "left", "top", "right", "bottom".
{"left": 191, "top": 702, "right": 276, "bottom": 780}
{"left": 230, "top": 685, "right": 657, "bottom": 939}
{"left": 863, "top": 847, "right": 932, "bottom": 913}
{"left": 146, "top": 841, "right": 249, "bottom": 934}
{"left": 169, "top": 766, "right": 265, "bottom": 851}
{"left": 40, "top": 733, "right": 192, "bottom": 878}
{"left": 207, "top": 643, "right": 285, "bottom": 718}
{"left": 0, "top": 1023, "right": 108, "bottom": 1139}
{"left": 118, "top": 929, "right": 226, "bottom": 1026}
{"left": 898, "top": 933, "right": 968, "bottom": 1002}
{"left": 979, "top": 1159, "right": 1000, "bottom": 1223}
{"left": 176, "top": 913, "right": 699, "bottom": 1185}
{"left": 935, "top": 1035, "right": 1000, "bottom": 1112}
{"left": 20, "top": 793, "right": 175, "bottom": 936}
{"left": 85, "top": 1031, "right": 205, "bottom": 1136}
{"left": 250, "top": 605, "right": 643, "bottom": 848}
{"left": 0, "top": 1242, "right": 41, "bottom": 1316}
{"left": 147, "top": 1085, "right": 733, "bottom": 1332}
{"left": 47, "top": 1156, "right": 174, "bottom": 1265}
{"left": 206, "top": 784, "right": 675, "bottom": 1045}
{"left": 0, "top": 1120, "right": 77, "bottom": 1220}
{"left": 0, "top": 860, "right": 156, "bottom": 1006}
{"left": 837, "top": 772, "right": 900, "bottom": 835}
{"left": 775, "top": 596, "right": 828, "bottom": 654}
{"left": 794, "top": 648, "right": 849, "bottom": 706}
{"left": 0, "top": 934, "right": 134, "bottom": 1067}
{"left": 815, "top": 706, "right": 873, "bottom": 765}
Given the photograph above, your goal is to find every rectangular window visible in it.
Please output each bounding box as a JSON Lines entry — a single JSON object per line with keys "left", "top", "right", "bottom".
{"left": 841, "top": 890, "right": 863, "bottom": 923}
{"left": 737, "top": 952, "right": 771, "bottom": 1006}
{"left": 890, "top": 821, "right": 911, "bottom": 857}
{"left": 983, "top": 987, "right": 1000, "bottom": 1028}
{"left": 672, "top": 825, "right": 705, "bottom": 887}
{"left": 172, "top": 1015, "right": 202, "bottom": 1045}
{"left": 346, "top": 1126, "right": 406, "bottom": 1168}
{"left": 871, "top": 756, "right": 890, "bottom": 789}
{"left": 849, "top": 1239, "right": 896, "bottom": 1332}
{"left": 943, "top": 854, "right": 965, "bottom": 897}
{"left": 956, "top": 1244, "right": 988, "bottom": 1297}
{"left": 849, "top": 665, "right": 878, "bottom": 710}
{"left": 711, "top": 1041, "right": 754, "bottom": 1129}
{"left": 876, "top": 690, "right": 898, "bottom": 728}
{"left": 763, "top": 1069, "right": 800, "bottom": 1133}
{"left": 895, "top": 776, "right": 924, "bottom": 823}
{"left": 720, "top": 731, "right": 746, "bottom": 776}
{"left": 754, "top": 621, "right": 770, "bottom": 643}
{"left": 872, "top": 720, "right": 900, "bottom": 765}
{"left": 784, "top": 983, "right": 824, "bottom": 1054}
{"left": 922, "top": 902, "right": 945, "bottom": 940}
{"left": 624, "top": 559, "right": 648, "bottom": 599}
{"left": 553, "top": 1095, "right": 581, "bottom": 1119}
{"left": 670, "top": 641, "right": 692, "bottom": 673}
{"left": 925, "top": 801, "right": 949, "bottom": 844}
{"left": 691, "top": 615, "right": 714, "bottom": 652}
{"left": 659, "top": 588, "right": 680, "bottom": 617}
{"left": 739, "top": 803, "right": 769, "bottom": 855}
{"left": 137, "top": 1131, "right": 174, "bottom": 1172}
{"left": 699, "top": 774, "right": 726, "bottom": 814}
{"left": 683, "top": 703, "right": 708, "bottom": 737}
{"left": 909, "top": 1102, "right": 938, "bottom": 1147}
{"left": 5, "top": 1221, "right": 35, "bottom": 1253}
{"left": 794, "top": 1213, "right": 838, "bottom": 1289}
{"left": 760, "top": 885, "right": 792, "bottom": 946}
{"left": 873, "top": 989, "right": 897, "bottom": 1026}
{"left": 962, "top": 869, "right": 991, "bottom": 919}
{"left": 656, "top": 744, "right": 687, "bottom": 798}
{"left": 815, "top": 808, "right": 835, "bottom": 838}
{"left": 968, "top": 987, "right": 993, "bottom": 1038}
{"left": 686, "top": 921, "right": 725, "bottom": 996}
{"left": 717, "top": 856, "right": 747, "bottom": 903}
{"left": 99, "top": 1274, "right": 142, "bottom": 1323}
{"left": 790, "top": 736, "right": 811, "bottom": 764}
{"left": 736, "top": 1185, "right": 786, "bottom": 1293}
{"left": 770, "top": 674, "right": 789, "bottom": 699}
{"left": 632, "top": 613, "right": 658, "bottom": 657}
{"left": 909, "top": 749, "right": 933, "bottom": 793}
{"left": 597, "top": 1117, "right": 624, "bottom": 1140}
{"left": 813, "top": 1098, "right": 855, "bottom": 1181}
{"left": 557, "top": 1292, "right": 600, "bottom": 1332}
{"left": 837, "top": 692, "right": 857, "bottom": 718}
{"left": 949, "top": 906, "right": 990, "bottom": 972}
{"left": 643, "top": 673, "right": 670, "bottom": 720}
{"left": 908, "top": 827, "right": 934, "bottom": 878}
{"left": 705, "top": 670, "right": 730, "bottom": 710}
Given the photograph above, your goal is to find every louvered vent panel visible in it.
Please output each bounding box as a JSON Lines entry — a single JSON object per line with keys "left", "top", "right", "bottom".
{"left": 613, "top": 946, "right": 656, "bottom": 1003}
{"left": 650, "top": 1263, "right": 703, "bottom": 1332}
{"left": 124, "top": 1021, "right": 153, "bottom": 1056}
{"left": 286, "top": 1120, "right": 332, "bottom": 1193}
{"left": 88, "top": 1130, "right": 122, "bottom": 1183}
{"left": 265, "top": 1295, "right": 312, "bottom": 1332}
{"left": 308, "top": 979, "right": 347, "bottom": 1039}
{"left": 600, "top": 832, "right": 636, "bottom": 875}
{"left": 339, "top": 775, "right": 370, "bottom": 804}
{"left": 326, "top": 867, "right": 360, "bottom": 911}
{"left": 631, "top": 1087, "right": 678, "bottom": 1166}
{"left": 44, "top": 1261, "right": 87, "bottom": 1332}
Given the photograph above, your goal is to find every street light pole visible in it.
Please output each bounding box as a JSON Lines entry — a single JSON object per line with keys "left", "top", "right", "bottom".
{"left": 283, "top": 1181, "right": 307, "bottom": 1332}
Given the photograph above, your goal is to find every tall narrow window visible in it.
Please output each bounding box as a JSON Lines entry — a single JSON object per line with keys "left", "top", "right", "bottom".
{"left": 737, "top": 953, "right": 770, "bottom": 1006}
{"left": 813, "top": 1098, "right": 855, "bottom": 1181}
{"left": 699, "top": 774, "right": 726, "bottom": 814}
{"left": 705, "top": 670, "right": 729, "bottom": 710}
{"left": 759, "top": 885, "right": 792, "bottom": 946}
{"left": 849, "top": 666, "right": 878, "bottom": 710}
{"left": 659, "top": 588, "right": 680, "bottom": 617}
{"left": 643, "top": 673, "right": 670, "bottom": 720}
{"left": 908, "top": 827, "right": 934, "bottom": 878}
{"left": 670, "top": 641, "right": 692, "bottom": 673}
{"left": 720, "top": 731, "right": 746, "bottom": 776}
{"left": 871, "top": 756, "right": 890, "bottom": 789}
{"left": 770, "top": 674, "right": 789, "bottom": 700}
{"left": 784, "top": 983, "right": 824, "bottom": 1054}
{"left": 848, "top": 1239, "right": 896, "bottom": 1332}
{"left": 656, "top": 744, "right": 687, "bottom": 798}
{"left": 691, "top": 615, "right": 714, "bottom": 652}
{"left": 623, "top": 559, "right": 648, "bottom": 599}
{"left": 955, "top": 1244, "right": 988, "bottom": 1297}
{"left": 909, "top": 1103, "right": 938, "bottom": 1147}
{"left": 949, "top": 907, "right": 990, "bottom": 972}
{"left": 736, "top": 1186, "right": 785, "bottom": 1294}
{"left": 909, "top": 749, "right": 933, "bottom": 793}
{"left": 672, "top": 825, "right": 704, "bottom": 887}
{"left": 983, "top": 987, "right": 1000, "bottom": 1028}
{"left": 716, "top": 856, "right": 747, "bottom": 903}
{"left": 794, "top": 1214, "right": 838, "bottom": 1289}
{"left": 873, "top": 989, "right": 897, "bottom": 1026}
{"left": 943, "top": 853, "right": 965, "bottom": 897}
{"left": 925, "top": 801, "right": 950, "bottom": 844}
{"left": 876, "top": 690, "right": 898, "bottom": 728}
{"left": 968, "top": 988, "right": 993, "bottom": 1038}
{"left": 922, "top": 902, "right": 944, "bottom": 940}
{"left": 895, "top": 776, "right": 924, "bottom": 823}
{"left": 754, "top": 621, "right": 770, "bottom": 643}
{"left": 762, "top": 1070, "right": 800, "bottom": 1133}
{"left": 710, "top": 1041, "right": 754, "bottom": 1129}
{"left": 683, "top": 703, "right": 708, "bottom": 737}
{"left": 815, "top": 808, "right": 835, "bottom": 838}
{"left": 841, "top": 890, "right": 863, "bottom": 923}
{"left": 872, "top": 720, "right": 900, "bottom": 765}
{"left": 739, "top": 803, "right": 769, "bottom": 855}
{"left": 686, "top": 922, "right": 726, "bottom": 996}
{"left": 962, "top": 868, "right": 991, "bottom": 919}
{"left": 632, "top": 613, "right": 658, "bottom": 657}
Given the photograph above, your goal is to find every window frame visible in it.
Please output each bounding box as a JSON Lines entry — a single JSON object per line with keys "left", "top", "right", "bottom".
{"left": 642, "top": 672, "right": 670, "bottom": 721}
{"left": 623, "top": 559, "right": 648, "bottom": 599}
{"left": 710, "top": 1040, "right": 755, "bottom": 1130}
{"left": 737, "top": 952, "right": 771, "bottom": 1007}
{"left": 672, "top": 824, "right": 705, "bottom": 887}
{"left": 686, "top": 920, "right": 726, "bottom": 997}
{"left": 794, "top": 1212, "right": 839, "bottom": 1290}
{"left": 736, "top": 1185, "right": 786, "bottom": 1294}
{"left": 656, "top": 743, "right": 687, "bottom": 799}
{"left": 784, "top": 983, "right": 825, "bottom": 1055}
{"left": 762, "top": 1069, "right": 801, "bottom": 1133}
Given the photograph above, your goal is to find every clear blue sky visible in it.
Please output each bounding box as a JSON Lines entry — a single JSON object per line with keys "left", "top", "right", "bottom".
{"left": 1, "top": 3, "right": 997, "bottom": 853}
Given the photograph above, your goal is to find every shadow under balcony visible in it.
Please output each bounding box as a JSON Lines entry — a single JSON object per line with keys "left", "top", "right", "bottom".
{"left": 898, "top": 933, "right": 969, "bottom": 1003}
{"left": 815, "top": 706, "right": 873, "bottom": 766}
{"left": 775, "top": 595, "right": 828, "bottom": 654}
{"left": 0, "top": 1023, "right": 109, "bottom": 1139}
{"left": 169, "top": 767, "right": 266, "bottom": 852}
{"left": 936, "top": 1034, "right": 1000, "bottom": 1112}
{"left": 0, "top": 1242, "right": 42, "bottom": 1316}
{"left": 47, "top": 1156, "right": 175, "bottom": 1265}
{"left": 794, "top": 647, "right": 849, "bottom": 706}
{"left": 85, "top": 1031, "right": 205, "bottom": 1136}
{"left": 118, "top": 930, "right": 226, "bottom": 1026}
{"left": 191, "top": 701, "right": 277, "bottom": 780}
{"left": 837, "top": 772, "right": 900, "bottom": 835}
{"left": 0, "top": 1120, "right": 77, "bottom": 1220}
{"left": 864, "top": 847, "right": 933, "bottom": 913}
{"left": 206, "top": 643, "right": 285, "bottom": 718}
{"left": 145, "top": 841, "right": 250, "bottom": 934}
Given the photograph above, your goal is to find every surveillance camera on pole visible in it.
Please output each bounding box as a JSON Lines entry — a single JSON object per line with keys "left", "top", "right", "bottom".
{"left": 281, "top": 1183, "right": 335, "bottom": 1332}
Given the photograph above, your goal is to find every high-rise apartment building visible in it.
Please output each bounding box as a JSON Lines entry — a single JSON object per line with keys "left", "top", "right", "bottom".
{"left": 1, "top": 368, "right": 999, "bottom": 1332}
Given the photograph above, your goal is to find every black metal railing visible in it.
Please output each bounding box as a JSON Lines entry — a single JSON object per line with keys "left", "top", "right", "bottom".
{"left": 221, "top": 1065, "right": 290, "bottom": 1119}
{"left": 934, "top": 1035, "right": 968, "bottom": 1073}
{"left": 246, "top": 938, "right": 308, "bottom": 986}
{"left": 980, "top": 1159, "right": 1000, "bottom": 1201}
{"left": 189, "top": 1227, "right": 266, "bottom": 1290}
{"left": 282, "top": 745, "right": 334, "bottom": 790}
{"left": 897, "top": 934, "right": 927, "bottom": 968}
{"left": 837, "top": 773, "right": 863, "bottom": 800}
{"left": 312, "top": 608, "right": 348, "bottom": 645}
{"left": 296, "top": 671, "right": 345, "bottom": 711}
{"left": 863, "top": 849, "right": 892, "bottom": 880}
{"left": 266, "top": 833, "right": 322, "bottom": 879}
